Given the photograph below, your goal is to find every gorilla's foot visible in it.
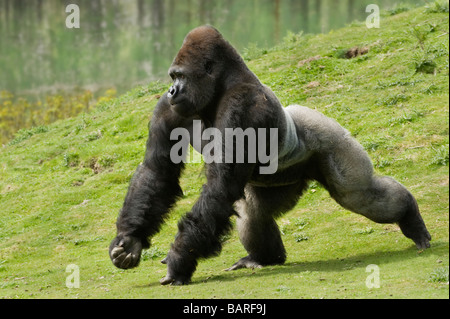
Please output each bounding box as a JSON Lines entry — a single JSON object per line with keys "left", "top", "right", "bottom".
{"left": 225, "top": 256, "right": 264, "bottom": 271}
{"left": 412, "top": 232, "right": 432, "bottom": 250}
{"left": 398, "top": 208, "right": 431, "bottom": 250}
{"left": 159, "top": 275, "right": 190, "bottom": 286}
{"left": 400, "top": 224, "right": 431, "bottom": 250}
{"left": 159, "top": 252, "right": 195, "bottom": 285}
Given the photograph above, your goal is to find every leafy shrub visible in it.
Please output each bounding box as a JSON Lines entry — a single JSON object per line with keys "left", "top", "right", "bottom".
{"left": 0, "top": 88, "right": 116, "bottom": 145}
{"left": 425, "top": 0, "right": 449, "bottom": 13}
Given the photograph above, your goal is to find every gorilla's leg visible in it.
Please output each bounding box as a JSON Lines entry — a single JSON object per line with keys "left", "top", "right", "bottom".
{"left": 160, "top": 189, "right": 236, "bottom": 285}
{"left": 315, "top": 149, "right": 431, "bottom": 250}
{"left": 227, "top": 182, "right": 307, "bottom": 270}
{"left": 160, "top": 162, "right": 254, "bottom": 285}
{"left": 331, "top": 176, "right": 430, "bottom": 249}
{"left": 285, "top": 105, "right": 430, "bottom": 249}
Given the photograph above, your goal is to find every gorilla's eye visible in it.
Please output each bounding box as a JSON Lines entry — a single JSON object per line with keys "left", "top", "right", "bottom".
{"left": 170, "top": 71, "right": 185, "bottom": 80}
{"left": 204, "top": 61, "right": 213, "bottom": 75}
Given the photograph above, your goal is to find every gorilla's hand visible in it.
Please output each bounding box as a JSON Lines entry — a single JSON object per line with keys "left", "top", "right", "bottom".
{"left": 109, "top": 235, "right": 143, "bottom": 269}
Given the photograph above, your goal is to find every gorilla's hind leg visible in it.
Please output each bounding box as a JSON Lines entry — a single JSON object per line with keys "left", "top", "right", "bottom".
{"left": 227, "top": 182, "right": 306, "bottom": 271}
{"left": 325, "top": 173, "right": 431, "bottom": 250}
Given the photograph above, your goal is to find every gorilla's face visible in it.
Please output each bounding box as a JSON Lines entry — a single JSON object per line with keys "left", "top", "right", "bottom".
{"left": 167, "top": 62, "right": 215, "bottom": 117}
{"left": 167, "top": 65, "right": 190, "bottom": 115}
{"left": 167, "top": 26, "right": 225, "bottom": 118}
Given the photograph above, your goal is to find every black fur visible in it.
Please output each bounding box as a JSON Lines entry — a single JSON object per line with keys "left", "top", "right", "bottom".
{"left": 109, "top": 25, "right": 431, "bottom": 285}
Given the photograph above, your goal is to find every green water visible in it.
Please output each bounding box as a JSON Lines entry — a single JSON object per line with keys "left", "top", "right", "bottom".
{"left": 0, "top": 0, "right": 424, "bottom": 97}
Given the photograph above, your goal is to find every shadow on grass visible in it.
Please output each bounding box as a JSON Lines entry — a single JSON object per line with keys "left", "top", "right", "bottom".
{"left": 195, "top": 240, "right": 448, "bottom": 285}
{"left": 134, "top": 240, "right": 447, "bottom": 288}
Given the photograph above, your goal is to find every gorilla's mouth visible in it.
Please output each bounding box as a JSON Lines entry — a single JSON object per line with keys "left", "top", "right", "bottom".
{"left": 171, "top": 101, "right": 196, "bottom": 117}
{"left": 167, "top": 94, "right": 186, "bottom": 106}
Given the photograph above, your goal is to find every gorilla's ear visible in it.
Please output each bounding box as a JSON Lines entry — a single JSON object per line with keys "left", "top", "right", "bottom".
{"left": 204, "top": 60, "right": 214, "bottom": 75}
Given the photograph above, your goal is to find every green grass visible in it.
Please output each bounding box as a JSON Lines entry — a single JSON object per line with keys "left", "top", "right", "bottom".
{"left": 0, "top": 4, "right": 448, "bottom": 299}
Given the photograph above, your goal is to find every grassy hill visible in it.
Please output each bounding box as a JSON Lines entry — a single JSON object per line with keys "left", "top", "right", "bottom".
{"left": 0, "top": 3, "right": 448, "bottom": 299}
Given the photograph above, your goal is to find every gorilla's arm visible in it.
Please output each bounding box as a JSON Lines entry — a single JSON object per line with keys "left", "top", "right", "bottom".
{"left": 160, "top": 160, "right": 256, "bottom": 285}
{"left": 109, "top": 95, "right": 186, "bottom": 269}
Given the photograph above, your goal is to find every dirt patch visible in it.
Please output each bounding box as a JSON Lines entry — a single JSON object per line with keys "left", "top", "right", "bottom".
{"left": 343, "top": 46, "right": 369, "bottom": 59}
{"left": 305, "top": 81, "right": 320, "bottom": 89}
{"left": 86, "top": 157, "right": 103, "bottom": 174}
{"left": 298, "top": 55, "right": 322, "bottom": 67}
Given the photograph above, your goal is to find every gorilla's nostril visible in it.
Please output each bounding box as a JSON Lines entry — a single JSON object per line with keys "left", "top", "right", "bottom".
{"left": 168, "top": 86, "right": 177, "bottom": 97}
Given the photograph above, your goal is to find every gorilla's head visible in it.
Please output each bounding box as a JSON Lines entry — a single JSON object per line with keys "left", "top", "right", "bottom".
{"left": 167, "top": 25, "right": 245, "bottom": 117}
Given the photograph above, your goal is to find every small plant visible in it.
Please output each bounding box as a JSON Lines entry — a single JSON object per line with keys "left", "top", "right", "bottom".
{"left": 386, "top": 4, "right": 411, "bottom": 16}
{"left": 74, "top": 115, "right": 89, "bottom": 134}
{"left": 388, "top": 109, "right": 425, "bottom": 126}
{"left": 84, "top": 130, "right": 103, "bottom": 142}
{"left": 282, "top": 30, "right": 304, "bottom": 48}
{"left": 136, "top": 81, "right": 167, "bottom": 97}
{"left": 242, "top": 43, "right": 268, "bottom": 61}
{"left": 293, "top": 218, "right": 309, "bottom": 230}
{"left": 430, "top": 145, "right": 449, "bottom": 166}
{"left": 355, "top": 227, "right": 375, "bottom": 235}
{"left": 412, "top": 52, "right": 437, "bottom": 74}
{"left": 411, "top": 25, "right": 429, "bottom": 50}
{"left": 376, "top": 159, "right": 392, "bottom": 169}
{"left": 293, "top": 232, "right": 309, "bottom": 242}
{"left": 63, "top": 152, "right": 80, "bottom": 167}
{"left": 141, "top": 246, "right": 166, "bottom": 261}
{"left": 0, "top": 260, "right": 6, "bottom": 272}
{"left": 376, "top": 94, "right": 409, "bottom": 107}
{"left": 275, "top": 285, "right": 291, "bottom": 293}
{"left": 428, "top": 267, "right": 449, "bottom": 283}
{"left": 98, "top": 154, "right": 117, "bottom": 168}
{"left": 8, "top": 126, "right": 48, "bottom": 145}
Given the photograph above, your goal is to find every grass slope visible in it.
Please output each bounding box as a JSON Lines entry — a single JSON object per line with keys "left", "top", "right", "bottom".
{"left": 0, "top": 5, "right": 448, "bottom": 299}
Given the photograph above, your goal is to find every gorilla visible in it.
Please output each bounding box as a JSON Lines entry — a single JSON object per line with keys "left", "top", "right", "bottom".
{"left": 109, "top": 25, "right": 431, "bottom": 285}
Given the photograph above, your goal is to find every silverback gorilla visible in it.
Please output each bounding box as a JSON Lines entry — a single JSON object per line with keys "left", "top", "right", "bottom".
{"left": 109, "top": 25, "right": 431, "bottom": 285}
